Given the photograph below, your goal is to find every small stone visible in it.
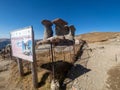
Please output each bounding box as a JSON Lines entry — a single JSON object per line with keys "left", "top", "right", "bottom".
{"left": 51, "top": 79, "right": 60, "bottom": 90}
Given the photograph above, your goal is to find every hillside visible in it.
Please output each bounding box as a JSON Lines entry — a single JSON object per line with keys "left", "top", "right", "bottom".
{"left": 0, "top": 32, "right": 120, "bottom": 90}
{"left": 67, "top": 32, "right": 120, "bottom": 90}
{"left": 75, "top": 32, "right": 120, "bottom": 43}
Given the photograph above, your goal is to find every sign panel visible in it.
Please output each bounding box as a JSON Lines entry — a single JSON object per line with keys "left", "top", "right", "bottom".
{"left": 10, "top": 26, "right": 34, "bottom": 62}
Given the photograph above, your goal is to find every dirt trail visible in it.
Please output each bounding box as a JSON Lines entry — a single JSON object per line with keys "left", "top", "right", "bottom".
{"left": 1, "top": 32, "right": 120, "bottom": 90}
{"left": 67, "top": 37, "right": 120, "bottom": 90}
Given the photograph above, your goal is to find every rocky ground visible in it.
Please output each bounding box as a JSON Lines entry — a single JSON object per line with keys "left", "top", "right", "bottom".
{"left": 0, "top": 32, "right": 120, "bottom": 90}
{"left": 0, "top": 57, "right": 11, "bottom": 90}
{"left": 66, "top": 34, "right": 120, "bottom": 90}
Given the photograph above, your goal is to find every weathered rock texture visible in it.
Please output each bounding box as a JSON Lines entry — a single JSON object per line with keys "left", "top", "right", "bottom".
{"left": 41, "top": 18, "right": 76, "bottom": 42}
{"left": 41, "top": 20, "right": 53, "bottom": 40}
{"left": 52, "top": 18, "right": 69, "bottom": 36}
{"left": 65, "top": 25, "right": 76, "bottom": 40}
{"left": 69, "top": 25, "right": 76, "bottom": 36}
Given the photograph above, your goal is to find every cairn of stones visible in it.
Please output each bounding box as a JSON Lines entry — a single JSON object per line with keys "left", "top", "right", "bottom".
{"left": 41, "top": 18, "right": 76, "bottom": 41}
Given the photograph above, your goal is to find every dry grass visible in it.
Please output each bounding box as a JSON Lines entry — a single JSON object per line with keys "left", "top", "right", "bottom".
{"left": 75, "top": 32, "right": 120, "bottom": 43}
{"left": 8, "top": 46, "right": 77, "bottom": 90}
{"left": 8, "top": 32, "right": 120, "bottom": 90}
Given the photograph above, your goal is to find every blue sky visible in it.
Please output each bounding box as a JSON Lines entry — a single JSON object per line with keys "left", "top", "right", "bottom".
{"left": 0, "top": 0, "right": 120, "bottom": 39}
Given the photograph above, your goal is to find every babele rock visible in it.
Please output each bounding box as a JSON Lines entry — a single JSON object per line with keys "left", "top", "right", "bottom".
{"left": 52, "top": 18, "right": 69, "bottom": 36}
{"left": 41, "top": 20, "right": 53, "bottom": 40}
{"left": 65, "top": 25, "right": 76, "bottom": 40}
{"left": 69, "top": 25, "right": 76, "bottom": 36}
{"left": 41, "top": 18, "right": 76, "bottom": 42}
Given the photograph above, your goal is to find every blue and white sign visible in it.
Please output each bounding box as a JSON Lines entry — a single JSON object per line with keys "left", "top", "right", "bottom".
{"left": 10, "top": 26, "right": 34, "bottom": 62}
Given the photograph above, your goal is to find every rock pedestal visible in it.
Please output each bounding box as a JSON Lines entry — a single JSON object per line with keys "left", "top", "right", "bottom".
{"left": 41, "top": 18, "right": 76, "bottom": 42}
{"left": 41, "top": 20, "right": 53, "bottom": 40}
{"left": 52, "top": 18, "right": 69, "bottom": 36}
{"left": 69, "top": 25, "right": 76, "bottom": 36}
{"left": 65, "top": 25, "right": 75, "bottom": 40}
{"left": 65, "top": 29, "right": 74, "bottom": 40}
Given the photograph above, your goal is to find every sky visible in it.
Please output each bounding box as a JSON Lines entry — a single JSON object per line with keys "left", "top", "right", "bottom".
{"left": 0, "top": 0, "right": 120, "bottom": 39}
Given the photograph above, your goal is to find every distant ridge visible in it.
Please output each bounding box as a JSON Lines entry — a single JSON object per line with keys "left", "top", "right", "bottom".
{"left": 0, "top": 38, "right": 10, "bottom": 50}
{"left": 0, "top": 38, "right": 10, "bottom": 42}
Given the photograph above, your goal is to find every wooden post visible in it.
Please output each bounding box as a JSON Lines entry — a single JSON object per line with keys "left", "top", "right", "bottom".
{"left": 49, "top": 48, "right": 51, "bottom": 62}
{"left": 17, "top": 58, "right": 24, "bottom": 76}
{"left": 73, "top": 44, "right": 75, "bottom": 55}
{"left": 10, "top": 46, "right": 12, "bottom": 60}
{"left": 50, "top": 42, "right": 55, "bottom": 81}
{"left": 62, "top": 47, "right": 65, "bottom": 61}
{"left": 31, "top": 61, "right": 38, "bottom": 88}
{"left": 53, "top": 49, "right": 56, "bottom": 62}
{"left": 31, "top": 28, "right": 38, "bottom": 88}
{"left": 70, "top": 51, "right": 71, "bottom": 62}
{"left": 69, "top": 44, "right": 71, "bottom": 62}
{"left": 9, "top": 34, "right": 12, "bottom": 60}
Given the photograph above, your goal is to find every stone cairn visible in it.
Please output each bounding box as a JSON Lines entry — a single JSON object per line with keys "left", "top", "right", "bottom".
{"left": 41, "top": 20, "right": 53, "bottom": 40}
{"left": 41, "top": 18, "right": 76, "bottom": 41}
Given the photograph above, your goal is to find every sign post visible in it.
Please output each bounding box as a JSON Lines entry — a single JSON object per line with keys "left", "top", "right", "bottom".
{"left": 10, "top": 26, "right": 38, "bottom": 88}
{"left": 17, "top": 58, "right": 24, "bottom": 76}
{"left": 50, "top": 42, "right": 55, "bottom": 81}
{"left": 31, "top": 29, "right": 38, "bottom": 88}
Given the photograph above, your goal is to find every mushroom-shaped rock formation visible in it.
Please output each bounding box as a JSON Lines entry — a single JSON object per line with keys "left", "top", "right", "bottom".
{"left": 64, "top": 25, "right": 76, "bottom": 41}
{"left": 52, "top": 18, "right": 69, "bottom": 36}
{"left": 52, "top": 18, "right": 68, "bottom": 26}
{"left": 69, "top": 25, "right": 76, "bottom": 36}
{"left": 41, "top": 20, "right": 53, "bottom": 40}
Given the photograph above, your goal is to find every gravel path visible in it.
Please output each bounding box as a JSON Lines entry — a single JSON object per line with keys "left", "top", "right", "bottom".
{"left": 66, "top": 37, "right": 120, "bottom": 90}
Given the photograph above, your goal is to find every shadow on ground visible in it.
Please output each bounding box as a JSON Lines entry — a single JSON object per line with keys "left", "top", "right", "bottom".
{"left": 40, "top": 61, "right": 73, "bottom": 88}
{"left": 39, "top": 60, "right": 91, "bottom": 90}
{"left": 67, "top": 64, "right": 91, "bottom": 80}
{"left": 38, "top": 72, "right": 50, "bottom": 87}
